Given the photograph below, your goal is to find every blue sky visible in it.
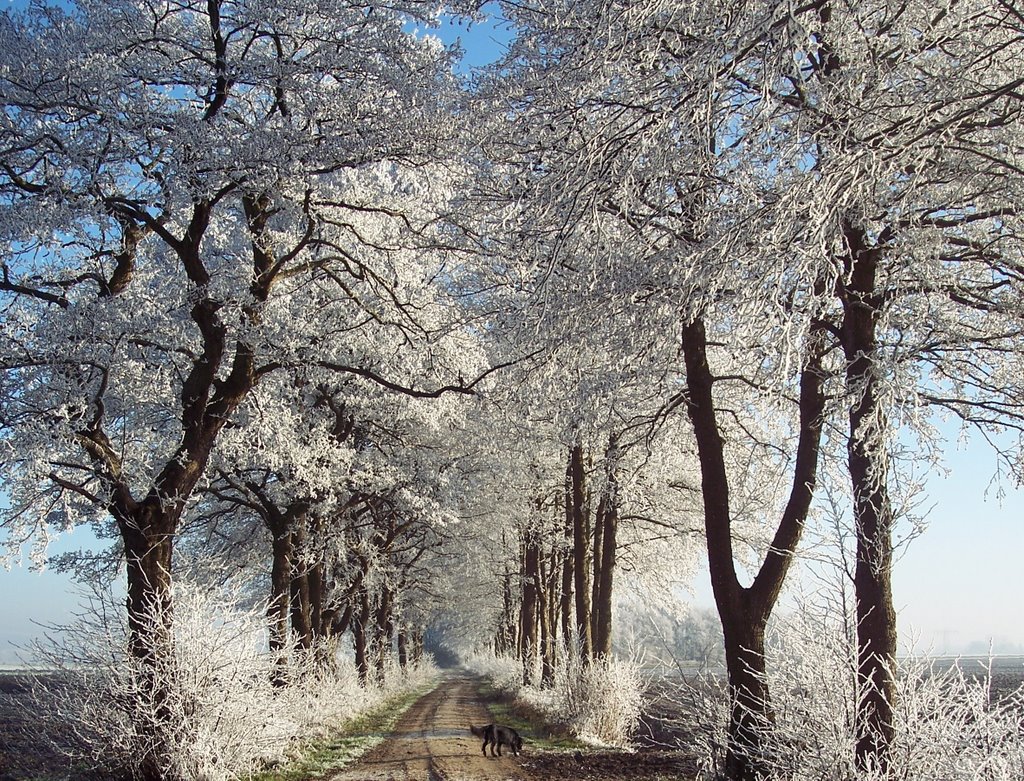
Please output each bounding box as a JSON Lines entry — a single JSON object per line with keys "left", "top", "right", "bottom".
{"left": 680, "top": 424, "right": 1024, "bottom": 656}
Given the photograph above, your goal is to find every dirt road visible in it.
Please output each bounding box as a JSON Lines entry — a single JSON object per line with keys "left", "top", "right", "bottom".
{"left": 325, "top": 673, "right": 531, "bottom": 781}
{"left": 322, "top": 672, "right": 701, "bottom": 781}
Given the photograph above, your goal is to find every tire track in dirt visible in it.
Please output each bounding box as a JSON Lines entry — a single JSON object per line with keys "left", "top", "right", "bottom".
{"left": 325, "top": 672, "right": 531, "bottom": 781}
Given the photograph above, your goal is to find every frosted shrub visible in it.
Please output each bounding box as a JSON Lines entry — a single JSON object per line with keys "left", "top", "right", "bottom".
{"left": 274, "top": 651, "right": 372, "bottom": 741}
{"left": 275, "top": 649, "right": 438, "bottom": 744}
{"left": 29, "top": 582, "right": 437, "bottom": 780}
{"left": 463, "top": 649, "right": 524, "bottom": 695}
{"left": 548, "top": 653, "right": 645, "bottom": 746}
{"left": 767, "top": 606, "right": 1024, "bottom": 780}
{"left": 465, "top": 649, "right": 644, "bottom": 747}
{"left": 31, "top": 583, "right": 302, "bottom": 779}
{"left": 675, "top": 596, "right": 1024, "bottom": 780}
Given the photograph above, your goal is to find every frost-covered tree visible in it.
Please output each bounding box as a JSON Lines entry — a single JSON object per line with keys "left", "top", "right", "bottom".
{"left": 481, "top": 0, "right": 1024, "bottom": 776}
{"left": 475, "top": 2, "right": 837, "bottom": 776}
{"left": 0, "top": 2, "right": 484, "bottom": 775}
{"left": 730, "top": 1, "right": 1024, "bottom": 770}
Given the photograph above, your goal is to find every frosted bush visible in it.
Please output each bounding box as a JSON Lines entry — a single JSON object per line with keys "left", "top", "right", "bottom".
{"left": 465, "top": 649, "right": 645, "bottom": 747}
{"left": 30, "top": 583, "right": 302, "bottom": 779}
{"left": 674, "top": 595, "right": 1024, "bottom": 780}
{"left": 547, "top": 653, "right": 644, "bottom": 746}
{"left": 463, "top": 649, "right": 524, "bottom": 695}
{"left": 766, "top": 604, "right": 1024, "bottom": 780}
{"left": 274, "top": 652, "right": 373, "bottom": 741}
{"left": 28, "top": 582, "right": 437, "bottom": 780}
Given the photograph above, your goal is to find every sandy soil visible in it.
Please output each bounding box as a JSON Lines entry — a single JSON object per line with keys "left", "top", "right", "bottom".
{"left": 326, "top": 673, "right": 531, "bottom": 781}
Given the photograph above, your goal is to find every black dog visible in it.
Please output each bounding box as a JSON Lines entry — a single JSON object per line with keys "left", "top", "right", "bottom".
{"left": 469, "top": 723, "right": 524, "bottom": 756}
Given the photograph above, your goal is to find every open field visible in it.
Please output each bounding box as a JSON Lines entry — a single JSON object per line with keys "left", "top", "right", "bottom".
{"left": 0, "top": 671, "right": 72, "bottom": 781}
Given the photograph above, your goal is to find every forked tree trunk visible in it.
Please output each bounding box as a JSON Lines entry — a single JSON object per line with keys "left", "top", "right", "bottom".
{"left": 840, "top": 220, "right": 897, "bottom": 772}
{"left": 681, "top": 316, "right": 827, "bottom": 781}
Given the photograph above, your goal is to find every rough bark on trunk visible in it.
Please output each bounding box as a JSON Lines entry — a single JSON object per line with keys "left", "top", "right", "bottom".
{"left": 840, "top": 220, "right": 897, "bottom": 773}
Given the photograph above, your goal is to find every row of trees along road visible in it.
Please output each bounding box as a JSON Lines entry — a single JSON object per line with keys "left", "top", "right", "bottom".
{"left": 0, "top": 1, "right": 494, "bottom": 777}
{"left": 2, "top": 2, "right": 1024, "bottom": 780}
{"left": 476, "top": 0, "right": 1024, "bottom": 778}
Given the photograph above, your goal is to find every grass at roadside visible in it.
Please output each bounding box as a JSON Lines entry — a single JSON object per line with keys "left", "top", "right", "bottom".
{"left": 476, "top": 681, "right": 587, "bottom": 752}
{"left": 253, "top": 680, "right": 438, "bottom": 781}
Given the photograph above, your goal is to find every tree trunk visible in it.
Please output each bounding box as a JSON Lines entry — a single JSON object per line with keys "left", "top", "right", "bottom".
{"left": 594, "top": 435, "right": 619, "bottom": 658}
{"left": 570, "top": 443, "right": 593, "bottom": 660}
{"left": 268, "top": 524, "right": 292, "bottom": 686}
{"left": 546, "top": 547, "right": 560, "bottom": 676}
{"left": 681, "top": 316, "right": 826, "bottom": 780}
{"left": 353, "top": 586, "right": 371, "bottom": 685}
{"left": 498, "top": 565, "right": 516, "bottom": 655}
{"left": 308, "top": 548, "right": 323, "bottom": 641}
{"left": 412, "top": 628, "right": 424, "bottom": 664}
{"left": 840, "top": 220, "right": 897, "bottom": 773}
{"left": 539, "top": 551, "right": 556, "bottom": 686}
{"left": 561, "top": 459, "right": 575, "bottom": 654}
{"left": 590, "top": 493, "right": 605, "bottom": 646}
{"left": 289, "top": 522, "right": 313, "bottom": 649}
{"left": 522, "top": 526, "right": 541, "bottom": 685}
{"left": 117, "top": 501, "right": 181, "bottom": 781}
{"left": 375, "top": 583, "right": 394, "bottom": 680}
{"left": 398, "top": 627, "right": 409, "bottom": 669}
